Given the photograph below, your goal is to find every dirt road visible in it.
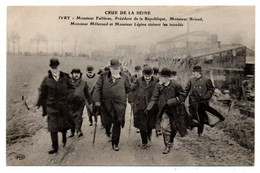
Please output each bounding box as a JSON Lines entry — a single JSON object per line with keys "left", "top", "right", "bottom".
{"left": 6, "top": 56, "right": 254, "bottom": 166}
{"left": 6, "top": 105, "right": 253, "bottom": 166}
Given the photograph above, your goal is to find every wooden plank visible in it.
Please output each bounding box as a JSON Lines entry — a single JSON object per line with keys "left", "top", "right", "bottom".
{"left": 211, "top": 67, "right": 244, "bottom": 71}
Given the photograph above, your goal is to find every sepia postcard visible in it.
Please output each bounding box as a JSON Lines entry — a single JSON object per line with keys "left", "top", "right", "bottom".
{"left": 6, "top": 6, "right": 255, "bottom": 167}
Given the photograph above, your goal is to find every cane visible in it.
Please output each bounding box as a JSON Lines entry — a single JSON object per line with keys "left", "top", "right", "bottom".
{"left": 128, "top": 105, "right": 133, "bottom": 138}
{"left": 92, "top": 106, "right": 99, "bottom": 147}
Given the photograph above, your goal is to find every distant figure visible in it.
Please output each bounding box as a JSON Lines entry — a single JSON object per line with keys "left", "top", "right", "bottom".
{"left": 170, "top": 71, "right": 178, "bottom": 81}
{"left": 184, "top": 66, "right": 225, "bottom": 136}
{"left": 92, "top": 59, "right": 131, "bottom": 151}
{"left": 128, "top": 65, "right": 143, "bottom": 134}
{"left": 152, "top": 66, "right": 161, "bottom": 136}
{"left": 36, "top": 58, "right": 75, "bottom": 154}
{"left": 85, "top": 65, "right": 99, "bottom": 126}
{"left": 69, "top": 68, "right": 91, "bottom": 138}
{"left": 146, "top": 67, "right": 187, "bottom": 154}
{"left": 153, "top": 67, "right": 159, "bottom": 77}
{"left": 131, "top": 66, "right": 159, "bottom": 149}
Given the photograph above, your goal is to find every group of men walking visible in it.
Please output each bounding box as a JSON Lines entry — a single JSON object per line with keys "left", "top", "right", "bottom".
{"left": 36, "top": 58, "right": 225, "bottom": 155}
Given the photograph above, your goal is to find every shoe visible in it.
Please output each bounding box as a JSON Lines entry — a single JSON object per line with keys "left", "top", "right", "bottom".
{"left": 68, "top": 134, "right": 74, "bottom": 138}
{"left": 62, "top": 140, "right": 67, "bottom": 147}
{"left": 89, "top": 123, "right": 93, "bottom": 126}
{"left": 162, "top": 146, "right": 171, "bottom": 154}
{"left": 141, "top": 144, "right": 147, "bottom": 149}
{"left": 78, "top": 132, "right": 83, "bottom": 138}
{"left": 156, "top": 130, "right": 162, "bottom": 137}
{"left": 48, "top": 148, "right": 58, "bottom": 154}
{"left": 112, "top": 145, "right": 119, "bottom": 151}
{"left": 107, "top": 136, "right": 112, "bottom": 142}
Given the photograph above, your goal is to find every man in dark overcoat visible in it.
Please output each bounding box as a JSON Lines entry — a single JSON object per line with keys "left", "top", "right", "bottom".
{"left": 131, "top": 66, "right": 159, "bottom": 149}
{"left": 36, "top": 58, "right": 75, "bottom": 154}
{"left": 69, "top": 68, "right": 91, "bottom": 138}
{"left": 128, "top": 65, "right": 142, "bottom": 134}
{"left": 92, "top": 59, "right": 131, "bottom": 151}
{"left": 85, "top": 65, "right": 99, "bottom": 126}
{"left": 184, "top": 66, "right": 225, "bottom": 136}
{"left": 146, "top": 67, "right": 187, "bottom": 154}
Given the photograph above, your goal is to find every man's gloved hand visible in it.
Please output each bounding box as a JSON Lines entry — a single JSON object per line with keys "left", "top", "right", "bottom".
{"left": 95, "top": 102, "right": 101, "bottom": 107}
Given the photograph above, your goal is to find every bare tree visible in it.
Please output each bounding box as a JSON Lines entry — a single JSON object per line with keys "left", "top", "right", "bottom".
{"left": 60, "top": 38, "right": 66, "bottom": 57}
{"left": 8, "top": 32, "right": 20, "bottom": 56}
{"left": 33, "top": 33, "right": 47, "bottom": 56}
{"left": 74, "top": 39, "right": 78, "bottom": 57}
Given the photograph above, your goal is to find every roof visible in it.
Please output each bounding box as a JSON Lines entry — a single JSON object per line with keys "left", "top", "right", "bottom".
{"left": 246, "top": 56, "right": 255, "bottom": 64}
{"left": 158, "top": 31, "right": 211, "bottom": 44}
{"left": 190, "top": 45, "right": 245, "bottom": 58}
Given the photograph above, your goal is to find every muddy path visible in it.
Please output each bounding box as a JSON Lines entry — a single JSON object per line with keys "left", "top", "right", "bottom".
{"left": 6, "top": 105, "right": 253, "bottom": 166}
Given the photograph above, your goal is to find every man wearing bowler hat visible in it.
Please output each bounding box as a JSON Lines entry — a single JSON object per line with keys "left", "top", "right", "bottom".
{"left": 184, "top": 65, "right": 225, "bottom": 136}
{"left": 146, "top": 67, "right": 187, "bottom": 154}
{"left": 36, "top": 58, "right": 75, "bottom": 154}
{"left": 131, "top": 66, "right": 159, "bottom": 149}
{"left": 92, "top": 59, "right": 131, "bottom": 151}
{"left": 69, "top": 68, "right": 91, "bottom": 138}
{"left": 85, "top": 65, "right": 100, "bottom": 126}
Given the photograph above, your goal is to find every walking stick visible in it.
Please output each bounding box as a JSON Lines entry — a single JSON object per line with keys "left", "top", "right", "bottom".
{"left": 128, "top": 105, "right": 133, "bottom": 138}
{"left": 92, "top": 107, "right": 99, "bottom": 147}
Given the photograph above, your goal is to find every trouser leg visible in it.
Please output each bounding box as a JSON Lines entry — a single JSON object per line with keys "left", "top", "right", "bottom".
{"left": 62, "top": 130, "right": 67, "bottom": 143}
{"left": 203, "top": 103, "right": 225, "bottom": 121}
{"left": 75, "top": 114, "right": 83, "bottom": 133}
{"left": 161, "top": 113, "right": 172, "bottom": 147}
{"left": 140, "top": 130, "right": 148, "bottom": 145}
{"left": 111, "top": 114, "right": 121, "bottom": 147}
{"left": 198, "top": 105, "right": 209, "bottom": 134}
{"left": 50, "top": 131, "right": 58, "bottom": 149}
{"left": 147, "top": 129, "right": 152, "bottom": 142}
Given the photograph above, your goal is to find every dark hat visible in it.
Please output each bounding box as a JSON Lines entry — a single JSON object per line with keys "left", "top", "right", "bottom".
{"left": 104, "top": 67, "right": 110, "bottom": 71}
{"left": 71, "top": 68, "right": 82, "bottom": 74}
{"left": 153, "top": 67, "right": 159, "bottom": 74}
{"left": 135, "top": 65, "right": 142, "bottom": 71}
{"left": 193, "top": 65, "right": 202, "bottom": 72}
{"left": 49, "top": 58, "right": 60, "bottom": 68}
{"left": 171, "top": 71, "right": 177, "bottom": 76}
{"left": 142, "top": 66, "right": 153, "bottom": 76}
{"left": 109, "top": 59, "right": 121, "bottom": 68}
{"left": 160, "top": 67, "right": 171, "bottom": 77}
{"left": 86, "top": 65, "right": 94, "bottom": 72}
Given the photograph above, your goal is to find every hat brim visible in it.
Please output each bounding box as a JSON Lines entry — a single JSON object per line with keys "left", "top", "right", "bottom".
{"left": 109, "top": 64, "right": 121, "bottom": 69}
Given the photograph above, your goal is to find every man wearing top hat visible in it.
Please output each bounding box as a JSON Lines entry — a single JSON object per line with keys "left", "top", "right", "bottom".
{"left": 92, "top": 59, "right": 131, "bottom": 151}
{"left": 131, "top": 66, "right": 159, "bottom": 149}
{"left": 36, "top": 58, "right": 75, "bottom": 154}
{"left": 85, "top": 65, "right": 100, "bottom": 126}
{"left": 146, "top": 67, "right": 187, "bottom": 154}
{"left": 184, "top": 65, "right": 225, "bottom": 136}
{"left": 69, "top": 68, "right": 91, "bottom": 138}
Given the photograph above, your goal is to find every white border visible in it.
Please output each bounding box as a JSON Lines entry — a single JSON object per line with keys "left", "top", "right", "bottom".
{"left": 1, "top": 1, "right": 258, "bottom": 173}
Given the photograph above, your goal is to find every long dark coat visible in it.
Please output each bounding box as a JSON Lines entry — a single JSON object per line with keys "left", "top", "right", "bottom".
{"left": 70, "top": 78, "right": 91, "bottom": 116}
{"left": 132, "top": 76, "right": 159, "bottom": 130}
{"left": 147, "top": 80, "right": 187, "bottom": 137}
{"left": 37, "top": 71, "right": 75, "bottom": 132}
{"left": 184, "top": 76, "right": 215, "bottom": 103}
{"left": 92, "top": 71, "right": 131, "bottom": 128}
{"left": 184, "top": 76, "right": 215, "bottom": 123}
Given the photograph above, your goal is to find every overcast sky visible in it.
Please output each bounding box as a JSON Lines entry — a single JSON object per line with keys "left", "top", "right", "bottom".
{"left": 7, "top": 6, "right": 255, "bottom": 54}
